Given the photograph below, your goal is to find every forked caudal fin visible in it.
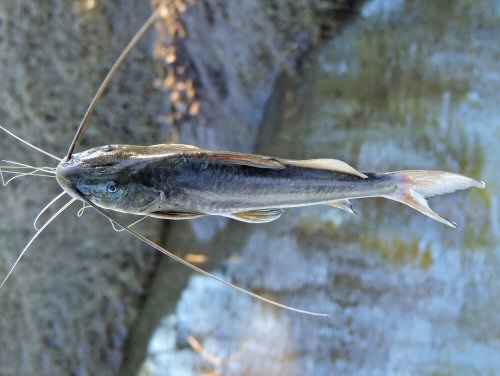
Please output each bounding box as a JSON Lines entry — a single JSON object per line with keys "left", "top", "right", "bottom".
{"left": 383, "top": 170, "right": 485, "bottom": 228}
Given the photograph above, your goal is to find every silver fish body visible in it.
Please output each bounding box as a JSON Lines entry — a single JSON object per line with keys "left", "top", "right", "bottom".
{"left": 56, "top": 144, "right": 485, "bottom": 226}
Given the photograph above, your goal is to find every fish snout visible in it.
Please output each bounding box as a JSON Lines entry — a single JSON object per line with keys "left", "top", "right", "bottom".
{"left": 56, "top": 160, "right": 86, "bottom": 198}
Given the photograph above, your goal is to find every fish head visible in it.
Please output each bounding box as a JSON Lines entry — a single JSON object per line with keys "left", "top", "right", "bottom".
{"left": 56, "top": 145, "right": 159, "bottom": 213}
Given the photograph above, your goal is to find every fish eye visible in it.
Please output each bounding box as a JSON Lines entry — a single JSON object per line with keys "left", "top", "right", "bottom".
{"left": 106, "top": 182, "right": 118, "bottom": 193}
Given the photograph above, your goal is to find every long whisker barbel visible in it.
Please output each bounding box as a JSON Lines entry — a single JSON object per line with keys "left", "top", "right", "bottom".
{"left": 0, "top": 198, "right": 76, "bottom": 289}
{"left": 108, "top": 216, "right": 148, "bottom": 232}
{"left": 79, "top": 193, "right": 328, "bottom": 317}
{"left": 33, "top": 191, "right": 67, "bottom": 231}
{"left": 76, "top": 202, "right": 148, "bottom": 232}
{"left": 65, "top": 7, "right": 162, "bottom": 160}
{"left": 0, "top": 166, "right": 56, "bottom": 187}
{"left": 0, "top": 160, "right": 56, "bottom": 185}
{"left": 1, "top": 160, "right": 56, "bottom": 175}
{"left": 0, "top": 126, "right": 61, "bottom": 162}
{"left": 0, "top": 7, "right": 166, "bottom": 286}
{"left": 0, "top": 166, "right": 54, "bottom": 172}
{"left": 0, "top": 171, "right": 56, "bottom": 186}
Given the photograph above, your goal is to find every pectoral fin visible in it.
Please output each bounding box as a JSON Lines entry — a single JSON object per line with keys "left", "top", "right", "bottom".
{"left": 211, "top": 152, "right": 285, "bottom": 170}
{"left": 149, "top": 211, "right": 207, "bottom": 220}
{"left": 288, "top": 159, "right": 367, "bottom": 178}
{"left": 227, "top": 208, "right": 284, "bottom": 223}
{"left": 324, "top": 199, "right": 358, "bottom": 215}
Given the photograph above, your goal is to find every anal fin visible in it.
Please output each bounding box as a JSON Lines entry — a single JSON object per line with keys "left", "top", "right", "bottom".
{"left": 324, "top": 199, "right": 357, "bottom": 215}
{"left": 227, "top": 208, "right": 284, "bottom": 223}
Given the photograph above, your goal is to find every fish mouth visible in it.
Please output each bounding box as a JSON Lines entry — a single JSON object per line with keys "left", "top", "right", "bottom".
{"left": 56, "top": 174, "right": 82, "bottom": 199}
{"left": 55, "top": 161, "right": 85, "bottom": 200}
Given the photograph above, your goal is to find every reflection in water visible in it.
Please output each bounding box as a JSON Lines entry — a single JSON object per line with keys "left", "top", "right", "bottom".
{"left": 140, "top": 1, "right": 499, "bottom": 374}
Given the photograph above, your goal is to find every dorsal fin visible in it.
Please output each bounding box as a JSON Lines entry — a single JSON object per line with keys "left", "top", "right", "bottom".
{"left": 210, "top": 152, "right": 285, "bottom": 170}
{"left": 149, "top": 143, "right": 200, "bottom": 152}
{"left": 288, "top": 159, "right": 367, "bottom": 178}
{"left": 126, "top": 144, "right": 200, "bottom": 159}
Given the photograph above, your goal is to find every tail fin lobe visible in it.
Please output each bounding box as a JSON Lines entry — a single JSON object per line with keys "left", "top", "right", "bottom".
{"left": 383, "top": 170, "right": 485, "bottom": 228}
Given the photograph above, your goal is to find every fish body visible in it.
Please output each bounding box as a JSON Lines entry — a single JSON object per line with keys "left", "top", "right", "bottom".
{"left": 56, "top": 144, "right": 485, "bottom": 226}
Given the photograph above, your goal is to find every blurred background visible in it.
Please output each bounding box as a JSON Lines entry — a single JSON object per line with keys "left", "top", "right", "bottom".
{"left": 0, "top": 0, "right": 498, "bottom": 375}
